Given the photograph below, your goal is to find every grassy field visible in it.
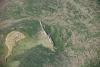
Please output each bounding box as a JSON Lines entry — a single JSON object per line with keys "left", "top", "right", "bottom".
{"left": 0, "top": 0, "right": 100, "bottom": 67}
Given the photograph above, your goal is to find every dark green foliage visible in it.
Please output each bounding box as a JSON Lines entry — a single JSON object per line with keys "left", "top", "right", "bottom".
{"left": 15, "top": 20, "right": 40, "bottom": 37}
{"left": 14, "top": 45, "right": 55, "bottom": 67}
{"left": 10, "top": 45, "right": 68, "bottom": 67}
{"left": 44, "top": 25, "right": 65, "bottom": 51}
{"left": 97, "top": 0, "right": 100, "bottom": 5}
{"left": 0, "top": 64, "right": 5, "bottom": 67}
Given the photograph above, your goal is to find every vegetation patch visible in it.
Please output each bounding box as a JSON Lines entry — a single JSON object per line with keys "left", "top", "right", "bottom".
{"left": 44, "top": 25, "right": 66, "bottom": 51}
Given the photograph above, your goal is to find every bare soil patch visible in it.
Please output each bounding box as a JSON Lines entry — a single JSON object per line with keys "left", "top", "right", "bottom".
{"left": 5, "top": 31, "right": 25, "bottom": 60}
